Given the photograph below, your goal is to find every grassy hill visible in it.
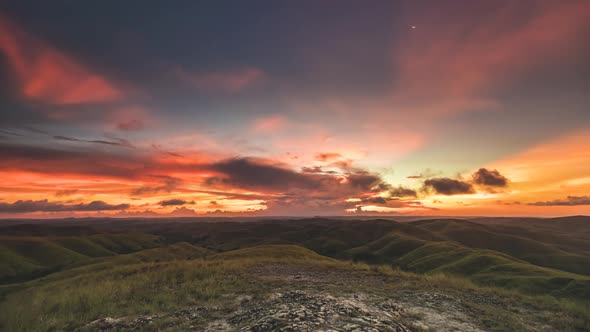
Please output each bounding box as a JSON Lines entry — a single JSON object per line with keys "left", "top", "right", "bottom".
{"left": 1, "top": 217, "right": 589, "bottom": 331}
{"left": 410, "top": 218, "right": 590, "bottom": 275}
{"left": 3, "top": 218, "right": 590, "bottom": 296}
{"left": 0, "top": 243, "right": 589, "bottom": 331}
{"left": 0, "top": 232, "right": 160, "bottom": 283}
{"left": 0, "top": 244, "right": 332, "bottom": 331}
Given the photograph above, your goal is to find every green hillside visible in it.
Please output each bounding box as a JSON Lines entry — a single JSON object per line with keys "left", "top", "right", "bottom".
{"left": 410, "top": 219, "right": 590, "bottom": 275}
{"left": 1, "top": 243, "right": 588, "bottom": 332}
{"left": 0, "top": 233, "right": 160, "bottom": 283}
{"left": 1, "top": 216, "right": 590, "bottom": 329}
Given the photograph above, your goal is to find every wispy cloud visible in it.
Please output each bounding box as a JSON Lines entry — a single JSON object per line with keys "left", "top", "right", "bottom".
{"left": 0, "top": 199, "right": 129, "bottom": 213}
{"left": 529, "top": 196, "right": 590, "bottom": 206}
{"left": 176, "top": 66, "right": 265, "bottom": 93}
{"left": 0, "top": 15, "right": 123, "bottom": 106}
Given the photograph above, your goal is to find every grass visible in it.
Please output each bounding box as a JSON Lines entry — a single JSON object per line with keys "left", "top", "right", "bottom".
{"left": 411, "top": 218, "right": 590, "bottom": 275}
{"left": 0, "top": 245, "right": 331, "bottom": 331}
{"left": 0, "top": 233, "right": 160, "bottom": 283}
{"left": 2, "top": 244, "right": 589, "bottom": 331}
{"left": 350, "top": 263, "right": 590, "bottom": 331}
{"left": 1, "top": 218, "right": 590, "bottom": 331}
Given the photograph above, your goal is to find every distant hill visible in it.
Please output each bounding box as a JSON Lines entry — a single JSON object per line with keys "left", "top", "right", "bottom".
{"left": 1, "top": 216, "right": 590, "bottom": 300}
{"left": 1, "top": 217, "right": 590, "bottom": 331}
{"left": 0, "top": 232, "right": 160, "bottom": 283}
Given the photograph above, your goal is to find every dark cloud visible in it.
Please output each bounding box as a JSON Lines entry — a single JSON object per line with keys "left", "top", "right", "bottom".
{"left": 472, "top": 168, "right": 508, "bottom": 187}
{"left": 528, "top": 196, "right": 590, "bottom": 206}
{"left": 23, "top": 127, "right": 50, "bottom": 135}
{"left": 0, "top": 130, "right": 23, "bottom": 137}
{"left": 423, "top": 178, "right": 475, "bottom": 195}
{"left": 388, "top": 186, "right": 417, "bottom": 198}
{"left": 204, "top": 157, "right": 400, "bottom": 215}
{"left": 0, "top": 199, "right": 129, "bottom": 213}
{"left": 347, "top": 173, "right": 381, "bottom": 190}
{"left": 407, "top": 169, "right": 442, "bottom": 180}
{"left": 496, "top": 200, "right": 521, "bottom": 205}
{"left": 169, "top": 207, "right": 198, "bottom": 216}
{"left": 159, "top": 198, "right": 189, "bottom": 206}
{"left": 362, "top": 196, "right": 388, "bottom": 205}
{"left": 207, "top": 158, "right": 322, "bottom": 192}
{"left": 301, "top": 166, "right": 337, "bottom": 174}
{"left": 53, "top": 135, "right": 134, "bottom": 148}
{"left": 0, "top": 126, "right": 135, "bottom": 149}
{"left": 1, "top": 141, "right": 406, "bottom": 214}
{"left": 132, "top": 177, "right": 180, "bottom": 195}
{"left": 0, "top": 143, "right": 146, "bottom": 179}
{"left": 194, "top": 189, "right": 276, "bottom": 201}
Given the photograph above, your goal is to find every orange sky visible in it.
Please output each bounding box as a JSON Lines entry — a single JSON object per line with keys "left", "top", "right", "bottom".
{"left": 0, "top": 1, "right": 589, "bottom": 218}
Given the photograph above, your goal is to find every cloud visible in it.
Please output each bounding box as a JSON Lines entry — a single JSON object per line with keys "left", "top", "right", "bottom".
{"left": 301, "top": 166, "right": 337, "bottom": 174}
{"left": 206, "top": 157, "right": 323, "bottom": 192}
{"left": 423, "top": 178, "right": 475, "bottom": 195}
{"left": 362, "top": 196, "right": 388, "bottom": 205}
{"left": 55, "top": 189, "right": 79, "bottom": 197}
{"left": 203, "top": 157, "right": 409, "bottom": 215}
{"left": 528, "top": 196, "right": 590, "bottom": 206}
{"left": 0, "top": 199, "right": 129, "bottom": 213}
{"left": 0, "top": 130, "right": 23, "bottom": 137}
{"left": 159, "top": 198, "right": 189, "bottom": 206}
{"left": 0, "top": 141, "right": 417, "bottom": 215}
{"left": 392, "top": 1, "right": 590, "bottom": 118}
{"left": 388, "top": 186, "right": 417, "bottom": 198}
{"left": 116, "top": 119, "right": 145, "bottom": 131}
{"left": 169, "top": 207, "right": 199, "bottom": 216}
{"left": 0, "top": 142, "right": 211, "bottom": 182}
{"left": 253, "top": 115, "right": 287, "bottom": 133}
{"left": 406, "top": 169, "right": 442, "bottom": 180}
{"left": 109, "top": 106, "right": 152, "bottom": 132}
{"left": 472, "top": 168, "right": 508, "bottom": 187}
{"left": 0, "top": 142, "right": 149, "bottom": 179}
{"left": 53, "top": 135, "right": 134, "bottom": 148}
{"left": 315, "top": 152, "right": 343, "bottom": 162}
{"left": 347, "top": 173, "right": 382, "bottom": 190}
{"left": 0, "top": 15, "right": 123, "bottom": 106}
{"left": 132, "top": 177, "right": 181, "bottom": 195}
{"left": 176, "top": 66, "right": 264, "bottom": 93}
{"left": 420, "top": 168, "right": 509, "bottom": 196}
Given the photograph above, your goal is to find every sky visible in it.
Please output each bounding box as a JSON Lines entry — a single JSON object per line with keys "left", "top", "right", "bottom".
{"left": 1, "top": 0, "right": 589, "bottom": 218}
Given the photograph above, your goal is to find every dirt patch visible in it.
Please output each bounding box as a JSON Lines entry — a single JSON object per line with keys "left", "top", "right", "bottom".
{"left": 79, "top": 263, "right": 564, "bottom": 332}
{"left": 228, "top": 290, "right": 410, "bottom": 331}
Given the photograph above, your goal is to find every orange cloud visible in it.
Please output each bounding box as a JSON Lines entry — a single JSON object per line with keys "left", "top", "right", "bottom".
{"left": 0, "top": 15, "right": 123, "bottom": 106}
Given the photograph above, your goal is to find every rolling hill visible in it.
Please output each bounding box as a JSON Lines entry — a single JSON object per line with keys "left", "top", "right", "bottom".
{"left": 0, "top": 230, "right": 161, "bottom": 283}
{"left": 1, "top": 217, "right": 589, "bottom": 331}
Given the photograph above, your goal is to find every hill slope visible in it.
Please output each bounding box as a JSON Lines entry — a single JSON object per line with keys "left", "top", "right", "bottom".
{"left": 0, "top": 232, "right": 160, "bottom": 283}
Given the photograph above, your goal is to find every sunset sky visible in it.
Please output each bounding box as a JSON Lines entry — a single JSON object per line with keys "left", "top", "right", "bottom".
{"left": 1, "top": 1, "right": 589, "bottom": 218}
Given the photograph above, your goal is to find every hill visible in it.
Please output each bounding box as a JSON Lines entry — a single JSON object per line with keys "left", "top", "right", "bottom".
{"left": 1, "top": 217, "right": 590, "bottom": 331}
{"left": 0, "top": 232, "right": 160, "bottom": 283}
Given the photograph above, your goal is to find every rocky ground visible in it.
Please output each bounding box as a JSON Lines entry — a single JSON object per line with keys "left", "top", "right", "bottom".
{"left": 79, "top": 264, "right": 561, "bottom": 332}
